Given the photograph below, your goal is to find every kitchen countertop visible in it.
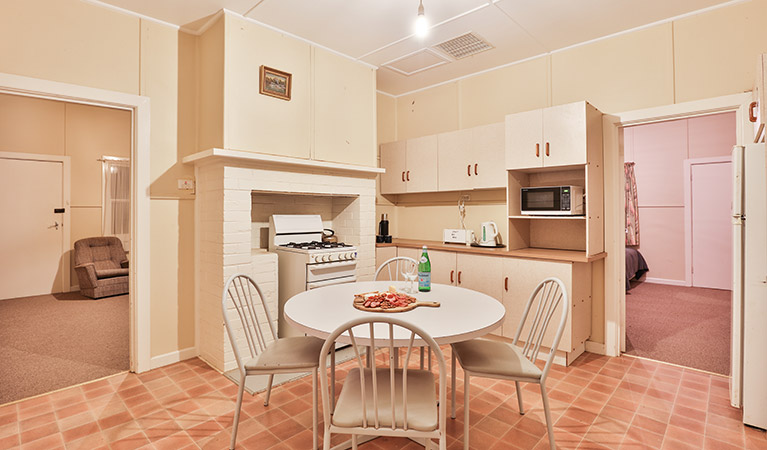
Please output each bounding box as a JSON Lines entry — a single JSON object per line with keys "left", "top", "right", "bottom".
{"left": 377, "top": 239, "right": 606, "bottom": 263}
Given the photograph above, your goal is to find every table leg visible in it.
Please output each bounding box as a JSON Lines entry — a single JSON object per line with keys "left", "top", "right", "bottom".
{"left": 331, "top": 346, "right": 336, "bottom": 413}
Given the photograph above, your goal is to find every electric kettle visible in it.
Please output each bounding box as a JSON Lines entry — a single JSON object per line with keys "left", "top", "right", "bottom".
{"left": 479, "top": 221, "right": 500, "bottom": 247}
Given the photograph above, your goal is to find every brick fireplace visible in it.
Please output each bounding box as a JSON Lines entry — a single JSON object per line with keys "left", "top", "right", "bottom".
{"left": 185, "top": 149, "right": 381, "bottom": 372}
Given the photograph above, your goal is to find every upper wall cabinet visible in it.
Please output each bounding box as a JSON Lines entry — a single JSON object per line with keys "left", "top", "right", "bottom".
{"left": 438, "top": 122, "right": 505, "bottom": 191}
{"left": 506, "top": 101, "right": 602, "bottom": 170}
{"left": 380, "top": 135, "right": 438, "bottom": 194}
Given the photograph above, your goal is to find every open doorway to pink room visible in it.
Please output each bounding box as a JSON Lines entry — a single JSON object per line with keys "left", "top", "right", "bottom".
{"left": 621, "top": 111, "right": 736, "bottom": 376}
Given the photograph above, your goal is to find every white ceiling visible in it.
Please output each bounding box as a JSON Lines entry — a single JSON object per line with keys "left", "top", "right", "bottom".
{"left": 93, "top": 0, "right": 738, "bottom": 96}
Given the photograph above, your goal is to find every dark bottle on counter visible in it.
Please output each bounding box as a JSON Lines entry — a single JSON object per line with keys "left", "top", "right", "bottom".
{"left": 378, "top": 213, "right": 389, "bottom": 236}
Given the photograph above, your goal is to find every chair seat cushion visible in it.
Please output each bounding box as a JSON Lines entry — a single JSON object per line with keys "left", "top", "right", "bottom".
{"left": 452, "top": 339, "right": 542, "bottom": 381}
{"left": 245, "top": 336, "right": 324, "bottom": 371}
{"left": 332, "top": 367, "right": 438, "bottom": 432}
{"left": 96, "top": 268, "right": 129, "bottom": 279}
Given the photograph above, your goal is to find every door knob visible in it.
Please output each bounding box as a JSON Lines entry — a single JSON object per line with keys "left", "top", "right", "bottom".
{"left": 49, "top": 221, "right": 60, "bottom": 230}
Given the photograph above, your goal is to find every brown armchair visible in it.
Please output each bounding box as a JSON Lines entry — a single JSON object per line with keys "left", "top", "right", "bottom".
{"left": 74, "top": 237, "right": 129, "bottom": 299}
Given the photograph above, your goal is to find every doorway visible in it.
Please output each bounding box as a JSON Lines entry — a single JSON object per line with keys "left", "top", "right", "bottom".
{"left": 621, "top": 113, "right": 735, "bottom": 375}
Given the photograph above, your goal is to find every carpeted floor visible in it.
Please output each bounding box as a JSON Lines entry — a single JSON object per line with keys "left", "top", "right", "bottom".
{"left": 0, "top": 292, "right": 129, "bottom": 405}
{"left": 625, "top": 281, "right": 731, "bottom": 375}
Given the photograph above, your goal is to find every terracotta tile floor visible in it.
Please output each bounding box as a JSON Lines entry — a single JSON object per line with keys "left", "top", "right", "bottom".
{"left": 1, "top": 350, "right": 766, "bottom": 450}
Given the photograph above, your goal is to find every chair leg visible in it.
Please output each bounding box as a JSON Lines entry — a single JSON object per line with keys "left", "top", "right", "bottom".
{"left": 540, "top": 384, "right": 556, "bottom": 450}
{"left": 264, "top": 374, "right": 275, "bottom": 406}
{"left": 323, "top": 424, "right": 331, "bottom": 450}
{"left": 331, "top": 347, "right": 336, "bottom": 414}
{"left": 312, "top": 368, "right": 318, "bottom": 450}
{"left": 451, "top": 351, "right": 457, "bottom": 419}
{"left": 515, "top": 381, "right": 525, "bottom": 415}
{"left": 351, "top": 434, "right": 358, "bottom": 450}
{"left": 463, "top": 373, "right": 470, "bottom": 450}
{"left": 230, "top": 373, "right": 247, "bottom": 450}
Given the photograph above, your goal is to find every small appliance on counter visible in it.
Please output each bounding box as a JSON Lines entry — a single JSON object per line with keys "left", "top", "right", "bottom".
{"left": 521, "top": 185, "right": 584, "bottom": 216}
{"left": 476, "top": 221, "right": 502, "bottom": 247}
{"left": 443, "top": 228, "right": 468, "bottom": 244}
{"left": 376, "top": 213, "right": 392, "bottom": 243}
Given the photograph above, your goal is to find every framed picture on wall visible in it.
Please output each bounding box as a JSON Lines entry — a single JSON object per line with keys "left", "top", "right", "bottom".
{"left": 259, "top": 66, "right": 292, "bottom": 101}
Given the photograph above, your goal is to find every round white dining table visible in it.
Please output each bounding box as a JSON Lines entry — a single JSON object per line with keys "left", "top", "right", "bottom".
{"left": 284, "top": 281, "right": 505, "bottom": 346}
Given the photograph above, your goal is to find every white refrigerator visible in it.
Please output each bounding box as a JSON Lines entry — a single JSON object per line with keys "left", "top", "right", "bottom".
{"left": 732, "top": 143, "right": 767, "bottom": 430}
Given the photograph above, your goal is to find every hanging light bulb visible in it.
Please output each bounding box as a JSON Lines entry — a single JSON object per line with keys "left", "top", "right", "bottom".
{"left": 415, "top": 0, "right": 428, "bottom": 37}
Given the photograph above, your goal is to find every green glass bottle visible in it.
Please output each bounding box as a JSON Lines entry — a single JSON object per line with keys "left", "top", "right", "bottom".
{"left": 418, "top": 245, "right": 431, "bottom": 292}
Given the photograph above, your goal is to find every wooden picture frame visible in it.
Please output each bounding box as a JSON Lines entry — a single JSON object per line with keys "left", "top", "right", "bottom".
{"left": 259, "top": 65, "right": 292, "bottom": 101}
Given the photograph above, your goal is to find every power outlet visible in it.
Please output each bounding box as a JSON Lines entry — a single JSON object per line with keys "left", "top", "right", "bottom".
{"left": 178, "top": 179, "right": 195, "bottom": 190}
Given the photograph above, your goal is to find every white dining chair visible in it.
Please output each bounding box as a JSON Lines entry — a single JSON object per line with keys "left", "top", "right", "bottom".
{"left": 319, "top": 316, "right": 447, "bottom": 450}
{"left": 374, "top": 256, "right": 418, "bottom": 282}
{"left": 222, "top": 273, "right": 324, "bottom": 450}
{"left": 451, "top": 277, "right": 570, "bottom": 450}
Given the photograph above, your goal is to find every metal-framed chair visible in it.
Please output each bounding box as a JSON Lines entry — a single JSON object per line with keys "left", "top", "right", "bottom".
{"left": 451, "top": 277, "right": 570, "bottom": 450}
{"left": 319, "top": 316, "right": 447, "bottom": 450}
{"left": 374, "top": 256, "right": 418, "bottom": 282}
{"left": 222, "top": 273, "right": 324, "bottom": 450}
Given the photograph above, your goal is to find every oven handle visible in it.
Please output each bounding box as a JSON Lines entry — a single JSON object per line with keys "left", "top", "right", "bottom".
{"left": 307, "top": 260, "right": 358, "bottom": 271}
{"left": 307, "top": 276, "right": 357, "bottom": 290}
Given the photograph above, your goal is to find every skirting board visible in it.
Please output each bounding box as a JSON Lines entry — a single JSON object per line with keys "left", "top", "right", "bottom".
{"left": 644, "top": 277, "right": 687, "bottom": 287}
{"left": 585, "top": 340, "right": 606, "bottom": 355}
{"left": 150, "top": 347, "right": 198, "bottom": 370}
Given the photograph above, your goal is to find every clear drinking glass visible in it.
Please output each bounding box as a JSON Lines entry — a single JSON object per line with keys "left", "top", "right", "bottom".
{"left": 401, "top": 261, "right": 417, "bottom": 294}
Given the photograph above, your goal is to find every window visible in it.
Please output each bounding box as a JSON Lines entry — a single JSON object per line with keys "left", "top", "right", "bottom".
{"left": 102, "top": 157, "right": 130, "bottom": 249}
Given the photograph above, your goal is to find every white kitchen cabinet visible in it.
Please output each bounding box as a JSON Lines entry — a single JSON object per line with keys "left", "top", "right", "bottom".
{"left": 397, "top": 247, "right": 456, "bottom": 285}
{"left": 506, "top": 101, "right": 602, "bottom": 170}
{"left": 375, "top": 246, "right": 397, "bottom": 278}
{"left": 456, "top": 254, "right": 504, "bottom": 336}
{"left": 438, "top": 123, "right": 506, "bottom": 191}
{"left": 379, "top": 136, "right": 438, "bottom": 194}
{"left": 501, "top": 258, "right": 592, "bottom": 365}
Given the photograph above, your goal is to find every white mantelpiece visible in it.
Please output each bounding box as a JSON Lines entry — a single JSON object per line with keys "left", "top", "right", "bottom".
{"left": 186, "top": 149, "right": 380, "bottom": 372}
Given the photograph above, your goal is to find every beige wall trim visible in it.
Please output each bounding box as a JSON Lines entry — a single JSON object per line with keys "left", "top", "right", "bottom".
{"left": 585, "top": 340, "right": 606, "bottom": 355}
{"left": 604, "top": 91, "right": 751, "bottom": 407}
{"left": 183, "top": 148, "right": 385, "bottom": 175}
{"left": 82, "top": 0, "right": 180, "bottom": 30}
{"left": 149, "top": 346, "right": 198, "bottom": 370}
{"left": 0, "top": 72, "right": 152, "bottom": 373}
{"left": 643, "top": 278, "right": 688, "bottom": 287}
{"left": 222, "top": 9, "right": 378, "bottom": 71}
{"left": 181, "top": 9, "right": 224, "bottom": 36}
{"left": 0, "top": 151, "right": 71, "bottom": 294}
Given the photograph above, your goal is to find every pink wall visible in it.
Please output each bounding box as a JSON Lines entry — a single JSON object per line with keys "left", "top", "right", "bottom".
{"left": 624, "top": 111, "right": 735, "bottom": 284}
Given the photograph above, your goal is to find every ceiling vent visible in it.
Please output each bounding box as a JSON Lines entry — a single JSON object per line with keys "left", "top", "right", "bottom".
{"left": 433, "top": 32, "right": 494, "bottom": 59}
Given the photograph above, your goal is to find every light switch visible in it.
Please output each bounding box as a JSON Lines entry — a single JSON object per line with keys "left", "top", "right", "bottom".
{"left": 178, "top": 179, "right": 195, "bottom": 190}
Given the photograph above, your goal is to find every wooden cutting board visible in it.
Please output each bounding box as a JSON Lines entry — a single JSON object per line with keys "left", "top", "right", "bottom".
{"left": 353, "top": 291, "right": 440, "bottom": 313}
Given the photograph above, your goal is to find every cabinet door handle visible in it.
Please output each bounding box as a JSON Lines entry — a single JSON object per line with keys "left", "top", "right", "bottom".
{"left": 474, "top": 163, "right": 478, "bottom": 175}
{"left": 406, "top": 170, "right": 410, "bottom": 181}
{"left": 467, "top": 164, "right": 471, "bottom": 176}
{"left": 545, "top": 142, "right": 550, "bottom": 157}
{"left": 401, "top": 171, "right": 405, "bottom": 182}
{"left": 457, "top": 271, "right": 462, "bottom": 284}
{"left": 535, "top": 143, "right": 540, "bottom": 157}
{"left": 750, "top": 101, "right": 758, "bottom": 123}
{"left": 450, "top": 270, "right": 454, "bottom": 283}
{"left": 504, "top": 276, "right": 508, "bottom": 291}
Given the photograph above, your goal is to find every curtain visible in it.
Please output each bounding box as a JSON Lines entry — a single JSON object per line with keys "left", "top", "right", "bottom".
{"left": 103, "top": 158, "right": 130, "bottom": 249}
{"left": 625, "top": 162, "right": 640, "bottom": 246}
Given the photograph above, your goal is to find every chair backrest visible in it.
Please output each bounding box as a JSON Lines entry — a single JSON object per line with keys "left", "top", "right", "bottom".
{"left": 221, "top": 273, "right": 278, "bottom": 376}
{"left": 511, "top": 277, "right": 570, "bottom": 381}
{"left": 74, "top": 236, "right": 126, "bottom": 270}
{"left": 374, "top": 257, "right": 418, "bottom": 282}
{"left": 319, "top": 316, "right": 446, "bottom": 433}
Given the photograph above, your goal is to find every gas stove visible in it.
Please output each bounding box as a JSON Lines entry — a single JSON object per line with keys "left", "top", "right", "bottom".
{"left": 269, "top": 215, "right": 358, "bottom": 338}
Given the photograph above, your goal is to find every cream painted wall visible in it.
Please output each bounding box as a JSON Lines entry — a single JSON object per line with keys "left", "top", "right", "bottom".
{"left": 0, "top": 0, "right": 199, "bottom": 365}
{"left": 198, "top": 16, "right": 225, "bottom": 151}
{"left": 396, "top": 83, "right": 460, "bottom": 140}
{"left": 314, "top": 48, "right": 377, "bottom": 167}
{"left": 0, "top": 94, "right": 131, "bottom": 288}
{"left": 224, "top": 14, "right": 311, "bottom": 158}
{"left": 0, "top": 0, "right": 139, "bottom": 95}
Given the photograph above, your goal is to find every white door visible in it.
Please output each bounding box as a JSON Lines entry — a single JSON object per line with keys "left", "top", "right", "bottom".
{"left": 0, "top": 157, "right": 65, "bottom": 299}
{"left": 691, "top": 162, "right": 732, "bottom": 289}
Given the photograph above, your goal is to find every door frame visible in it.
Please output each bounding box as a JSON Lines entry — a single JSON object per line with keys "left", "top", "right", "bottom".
{"left": 603, "top": 91, "right": 753, "bottom": 408}
{"left": 0, "top": 151, "right": 71, "bottom": 294}
{"left": 684, "top": 156, "right": 733, "bottom": 288}
{"left": 0, "top": 72, "right": 151, "bottom": 373}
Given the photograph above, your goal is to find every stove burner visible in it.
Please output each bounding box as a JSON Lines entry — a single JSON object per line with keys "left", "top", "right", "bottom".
{"left": 282, "top": 241, "right": 352, "bottom": 250}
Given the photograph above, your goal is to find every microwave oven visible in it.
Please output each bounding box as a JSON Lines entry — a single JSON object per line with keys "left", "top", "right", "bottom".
{"left": 520, "top": 185, "right": 584, "bottom": 215}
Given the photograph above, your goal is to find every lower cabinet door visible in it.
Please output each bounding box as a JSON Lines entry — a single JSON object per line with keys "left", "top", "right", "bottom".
{"left": 502, "top": 258, "right": 573, "bottom": 351}
{"left": 457, "top": 253, "right": 504, "bottom": 335}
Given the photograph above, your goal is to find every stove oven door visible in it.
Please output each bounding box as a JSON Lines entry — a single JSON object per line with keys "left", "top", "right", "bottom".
{"left": 306, "top": 260, "right": 357, "bottom": 289}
